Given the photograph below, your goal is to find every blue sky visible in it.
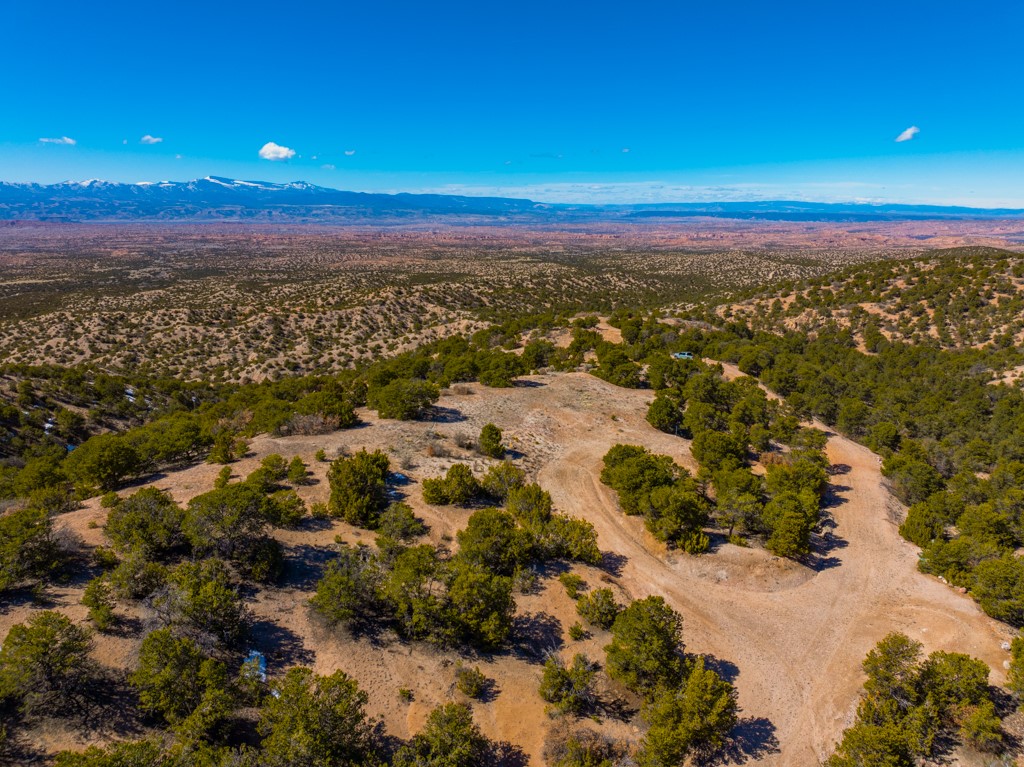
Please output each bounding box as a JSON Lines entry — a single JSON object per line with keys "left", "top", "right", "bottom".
{"left": 2, "top": 0, "right": 1023, "bottom": 205}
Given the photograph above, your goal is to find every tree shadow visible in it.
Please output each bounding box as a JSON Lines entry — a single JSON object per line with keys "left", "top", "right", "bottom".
{"left": 822, "top": 483, "right": 851, "bottom": 509}
{"left": 425, "top": 406, "right": 467, "bottom": 423}
{"left": 488, "top": 740, "right": 529, "bottom": 766}
{"left": 511, "top": 612, "right": 563, "bottom": 661}
{"left": 703, "top": 716, "right": 780, "bottom": 765}
{"left": 250, "top": 619, "right": 315, "bottom": 666}
{"left": 281, "top": 542, "right": 336, "bottom": 590}
{"left": 827, "top": 463, "right": 852, "bottom": 476}
{"left": 512, "top": 379, "right": 545, "bottom": 388}
{"left": 698, "top": 654, "right": 740, "bottom": 684}
{"left": 804, "top": 527, "right": 848, "bottom": 572}
{"left": 600, "top": 551, "right": 628, "bottom": 577}
{"left": 296, "top": 515, "right": 334, "bottom": 532}
{"left": 0, "top": 725, "right": 46, "bottom": 766}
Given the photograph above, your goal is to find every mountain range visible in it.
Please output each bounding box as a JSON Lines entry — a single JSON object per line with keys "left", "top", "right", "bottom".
{"left": 2, "top": 177, "right": 1023, "bottom": 223}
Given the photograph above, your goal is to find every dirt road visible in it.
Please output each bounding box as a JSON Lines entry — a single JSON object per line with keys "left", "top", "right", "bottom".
{"left": 533, "top": 371, "right": 1010, "bottom": 764}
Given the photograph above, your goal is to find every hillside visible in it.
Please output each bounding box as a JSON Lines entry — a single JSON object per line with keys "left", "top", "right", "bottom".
{"left": 2, "top": 371, "right": 1010, "bottom": 765}
{"left": 716, "top": 247, "right": 1024, "bottom": 355}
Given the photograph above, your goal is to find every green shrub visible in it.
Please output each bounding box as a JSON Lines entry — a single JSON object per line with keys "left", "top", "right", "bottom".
{"left": 82, "top": 577, "right": 115, "bottom": 631}
{"left": 454, "top": 665, "right": 488, "bottom": 698}
{"left": 327, "top": 449, "right": 390, "bottom": 527}
{"left": 575, "top": 588, "right": 621, "bottom": 630}
{"left": 539, "top": 654, "right": 595, "bottom": 716}
{"left": 479, "top": 423, "right": 505, "bottom": 458}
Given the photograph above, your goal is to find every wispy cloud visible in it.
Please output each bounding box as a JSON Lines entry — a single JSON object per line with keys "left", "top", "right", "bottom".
{"left": 321, "top": 164, "right": 336, "bottom": 170}
{"left": 140, "top": 134, "right": 163, "bottom": 144}
{"left": 622, "top": 147, "right": 631, "bottom": 153}
{"left": 344, "top": 149, "right": 356, "bottom": 156}
{"left": 258, "top": 141, "right": 295, "bottom": 161}
{"left": 39, "top": 136, "right": 76, "bottom": 145}
{"left": 895, "top": 126, "right": 920, "bottom": 143}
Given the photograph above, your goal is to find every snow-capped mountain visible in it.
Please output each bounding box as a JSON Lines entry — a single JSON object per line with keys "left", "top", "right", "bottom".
{"left": 0, "top": 177, "right": 542, "bottom": 221}
{"left": 0, "top": 178, "right": 1022, "bottom": 222}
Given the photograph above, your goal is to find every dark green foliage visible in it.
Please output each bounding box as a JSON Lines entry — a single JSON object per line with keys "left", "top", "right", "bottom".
{"left": 762, "top": 492, "right": 815, "bottom": 558}
{"left": 258, "top": 667, "right": 373, "bottom": 767}
{"left": 646, "top": 394, "right": 683, "bottom": 434}
{"left": 380, "top": 544, "right": 447, "bottom": 641}
{"left": 446, "top": 561, "right": 515, "bottom": 650}
{"left": 108, "top": 551, "right": 167, "bottom": 600}
{"left": 456, "top": 508, "right": 528, "bottom": 576}
{"left": 826, "top": 632, "right": 1001, "bottom": 764}
{"left": 690, "top": 430, "right": 747, "bottom": 473}
{"left": 970, "top": 555, "right": 1024, "bottom": 625}
{"left": 576, "top": 588, "right": 621, "bottom": 630}
{"left": 130, "top": 628, "right": 229, "bottom": 726}
{"left": 63, "top": 433, "right": 142, "bottom": 491}
{"left": 82, "top": 576, "right": 115, "bottom": 631}
{"left": 287, "top": 455, "right": 308, "bottom": 485}
{"left": 506, "top": 483, "right": 553, "bottom": 527}
{"left": 477, "top": 351, "right": 525, "bottom": 387}
{"left": 422, "top": 463, "right": 479, "bottom": 506}
{"left": 0, "top": 504, "right": 59, "bottom": 593}
{"left": 259, "top": 454, "right": 289, "bottom": 483}
{"left": 53, "top": 739, "right": 168, "bottom": 767}
{"left": 393, "top": 702, "right": 491, "bottom": 767}
{"left": 899, "top": 497, "right": 948, "bottom": 548}
{"left": 367, "top": 379, "right": 439, "bottom": 420}
{"left": 559, "top": 573, "right": 585, "bottom": 599}
{"left": 601, "top": 445, "right": 710, "bottom": 551}
{"left": 454, "top": 665, "right": 488, "bottom": 698}
{"left": 183, "top": 482, "right": 282, "bottom": 580}
{"left": 105, "top": 487, "right": 185, "bottom": 559}
{"left": 0, "top": 610, "right": 93, "bottom": 715}
{"left": 479, "top": 423, "right": 505, "bottom": 458}
{"left": 637, "top": 659, "right": 738, "bottom": 766}
{"left": 642, "top": 484, "right": 710, "bottom": 553}
{"left": 156, "top": 559, "right": 249, "bottom": 648}
{"left": 592, "top": 344, "right": 643, "bottom": 388}
{"left": 327, "top": 449, "right": 390, "bottom": 527}
{"left": 825, "top": 723, "right": 916, "bottom": 767}
{"left": 539, "top": 654, "right": 596, "bottom": 716}
{"left": 882, "top": 453, "right": 945, "bottom": 506}
{"left": 604, "top": 596, "right": 684, "bottom": 696}
{"left": 480, "top": 460, "right": 526, "bottom": 501}
{"left": 1008, "top": 635, "right": 1024, "bottom": 699}
{"left": 309, "top": 545, "right": 382, "bottom": 628}
{"left": 377, "top": 502, "right": 427, "bottom": 542}
{"left": 960, "top": 700, "right": 1004, "bottom": 752}
{"left": 536, "top": 515, "right": 603, "bottom": 565}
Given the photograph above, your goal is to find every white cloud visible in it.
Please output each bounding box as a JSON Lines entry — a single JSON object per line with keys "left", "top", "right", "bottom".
{"left": 174, "top": 154, "right": 183, "bottom": 160}
{"left": 258, "top": 141, "right": 296, "bottom": 161}
{"left": 895, "top": 126, "right": 920, "bottom": 143}
{"left": 39, "top": 136, "right": 76, "bottom": 145}
{"left": 321, "top": 164, "right": 336, "bottom": 170}
{"left": 622, "top": 147, "right": 631, "bottom": 153}
{"left": 344, "top": 149, "right": 356, "bottom": 156}
{"left": 140, "top": 134, "right": 163, "bottom": 144}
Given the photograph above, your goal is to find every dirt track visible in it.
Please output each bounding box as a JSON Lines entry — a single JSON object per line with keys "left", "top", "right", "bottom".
{"left": 534, "top": 368, "right": 1011, "bottom": 764}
